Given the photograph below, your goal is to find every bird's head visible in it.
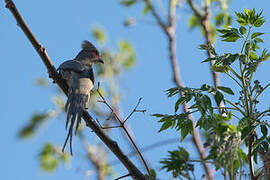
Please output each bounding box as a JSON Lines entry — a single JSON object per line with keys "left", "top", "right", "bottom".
{"left": 75, "top": 40, "right": 104, "bottom": 66}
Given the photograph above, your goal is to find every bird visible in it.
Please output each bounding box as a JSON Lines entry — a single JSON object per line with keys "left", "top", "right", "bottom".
{"left": 57, "top": 40, "right": 104, "bottom": 155}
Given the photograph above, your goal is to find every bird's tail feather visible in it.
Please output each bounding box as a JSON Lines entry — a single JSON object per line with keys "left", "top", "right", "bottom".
{"left": 62, "top": 91, "right": 88, "bottom": 155}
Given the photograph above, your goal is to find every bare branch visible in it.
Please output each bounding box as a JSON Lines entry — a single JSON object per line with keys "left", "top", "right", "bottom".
{"left": 110, "top": 138, "right": 179, "bottom": 166}
{"left": 142, "top": 0, "right": 168, "bottom": 33}
{"left": 96, "top": 85, "right": 152, "bottom": 179}
{"left": 115, "top": 174, "right": 132, "bottom": 180}
{"left": 4, "top": 1, "right": 146, "bottom": 179}
{"left": 123, "top": 97, "right": 145, "bottom": 124}
{"left": 186, "top": 0, "right": 204, "bottom": 20}
{"left": 96, "top": 118, "right": 122, "bottom": 129}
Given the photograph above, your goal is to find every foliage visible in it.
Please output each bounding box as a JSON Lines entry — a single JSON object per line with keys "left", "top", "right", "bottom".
{"left": 154, "top": 9, "right": 270, "bottom": 179}
{"left": 160, "top": 147, "right": 194, "bottom": 179}
{"left": 39, "top": 143, "right": 69, "bottom": 172}
{"left": 19, "top": 113, "right": 51, "bottom": 138}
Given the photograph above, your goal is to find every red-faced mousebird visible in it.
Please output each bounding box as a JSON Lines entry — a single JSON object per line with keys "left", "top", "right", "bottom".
{"left": 57, "top": 41, "right": 103, "bottom": 154}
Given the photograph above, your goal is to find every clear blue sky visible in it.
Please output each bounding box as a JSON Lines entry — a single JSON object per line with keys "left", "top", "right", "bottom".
{"left": 1, "top": 0, "right": 270, "bottom": 179}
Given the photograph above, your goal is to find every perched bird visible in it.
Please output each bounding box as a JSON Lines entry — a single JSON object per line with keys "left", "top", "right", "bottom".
{"left": 57, "top": 41, "right": 103, "bottom": 154}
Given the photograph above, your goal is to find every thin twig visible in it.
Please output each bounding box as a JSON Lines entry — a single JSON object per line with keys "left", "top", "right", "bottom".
{"left": 123, "top": 97, "right": 145, "bottom": 124}
{"left": 110, "top": 138, "right": 179, "bottom": 166}
{"left": 97, "top": 85, "right": 152, "bottom": 179}
{"left": 4, "top": 1, "right": 146, "bottom": 179}
{"left": 96, "top": 118, "right": 122, "bottom": 129}
{"left": 115, "top": 174, "right": 132, "bottom": 180}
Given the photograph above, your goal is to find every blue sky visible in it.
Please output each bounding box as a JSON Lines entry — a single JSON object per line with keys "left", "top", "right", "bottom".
{"left": 1, "top": 0, "right": 270, "bottom": 179}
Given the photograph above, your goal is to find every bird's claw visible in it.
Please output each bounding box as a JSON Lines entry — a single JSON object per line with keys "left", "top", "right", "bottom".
{"left": 39, "top": 45, "right": 45, "bottom": 53}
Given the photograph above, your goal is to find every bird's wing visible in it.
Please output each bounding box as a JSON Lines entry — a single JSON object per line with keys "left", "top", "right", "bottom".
{"left": 57, "top": 60, "right": 85, "bottom": 73}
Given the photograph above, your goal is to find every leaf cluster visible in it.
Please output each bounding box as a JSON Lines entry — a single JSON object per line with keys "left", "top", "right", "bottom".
{"left": 154, "top": 9, "right": 270, "bottom": 179}
{"left": 19, "top": 113, "right": 50, "bottom": 138}
{"left": 39, "top": 143, "right": 69, "bottom": 172}
{"left": 160, "top": 147, "right": 194, "bottom": 179}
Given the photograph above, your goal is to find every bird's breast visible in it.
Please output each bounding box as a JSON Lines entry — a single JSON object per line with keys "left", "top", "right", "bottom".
{"left": 76, "top": 78, "right": 94, "bottom": 94}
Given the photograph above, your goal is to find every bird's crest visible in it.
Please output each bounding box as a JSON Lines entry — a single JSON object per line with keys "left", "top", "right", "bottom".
{"left": 81, "top": 40, "right": 97, "bottom": 52}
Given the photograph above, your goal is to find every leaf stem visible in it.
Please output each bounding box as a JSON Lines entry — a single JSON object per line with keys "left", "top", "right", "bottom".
{"left": 224, "top": 99, "right": 246, "bottom": 116}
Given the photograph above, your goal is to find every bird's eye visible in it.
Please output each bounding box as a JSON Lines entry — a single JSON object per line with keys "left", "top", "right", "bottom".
{"left": 93, "top": 51, "right": 99, "bottom": 58}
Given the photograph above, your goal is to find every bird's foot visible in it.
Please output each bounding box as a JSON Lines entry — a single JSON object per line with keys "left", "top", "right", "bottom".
{"left": 39, "top": 45, "right": 45, "bottom": 53}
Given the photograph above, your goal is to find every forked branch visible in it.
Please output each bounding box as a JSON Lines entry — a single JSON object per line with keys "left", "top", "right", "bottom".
{"left": 96, "top": 84, "right": 152, "bottom": 179}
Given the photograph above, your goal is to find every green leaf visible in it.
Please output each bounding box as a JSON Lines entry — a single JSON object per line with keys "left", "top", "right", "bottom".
{"left": 92, "top": 27, "right": 106, "bottom": 44}
{"left": 19, "top": 113, "right": 50, "bottom": 139}
{"left": 253, "top": 146, "right": 259, "bottom": 163}
{"left": 145, "top": 169, "right": 157, "bottom": 179}
{"left": 152, "top": 113, "right": 164, "bottom": 117}
{"left": 174, "top": 96, "right": 192, "bottom": 113}
{"left": 254, "top": 38, "right": 264, "bottom": 43}
{"left": 241, "top": 125, "right": 256, "bottom": 140}
{"left": 180, "top": 119, "right": 193, "bottom": 141}
{"left": 238, "top": 148, "right": 248, "bottom": 162}
{"left": 160, "top": 147, "right": 193, "bottom": 178}
{"left": 188, "top": 15, "right": 199, "bottom": 29}
{"left": 202, "top": 57, "right": 216, "bottom": 63}
{"left": 261, "top": 141, "right": 269, "bottom": 152}
{"left": 142, "top": 4, "right": 150, "bottom": 16}
{"left": 210, "top": 64, "right": 229, "bottom": 73}
{"left": 239, "top": 26, "right": 246, "bottom": 35}
{"left": 159, "top": 120, "right": 172, "bottom": 132}
{"left": 218, "top": 28, "right": 241, "bottom": 42}
{"left": 118, "top": 41, "right": 136, "bottom": 68}
{"left": 39, "top": 143, "right": 70, "bottom": 172}
{"left": 215, "top": 13, "right": 224, "bottom": 26}
{"left": 120, "top": 0, "right": 137, "bottom": 6}
{"left": 217, "top": 86, "right": 234, "bottom": 95}
{"left": 200, "top": 84, "right": 215, "bottom": 93}
{"left": 260, "top": 125, "right": 268, "bottom": 137}
{"left": 214, "top": 91, "right": 224, "bottom": 107}
{"left": 175, "top": 97, "right": 185, "bottom": 113}
{"left": 251, "top": 32, "right": 264, "bottom": 39}
{"left": 35, "top": 78, "right": 49, "bottom": 86}
{"left": 249, "top": 52, "right": 258, "bottom": 60}
{"left": 166, "top": 87, "right": 180, "bottom": 97}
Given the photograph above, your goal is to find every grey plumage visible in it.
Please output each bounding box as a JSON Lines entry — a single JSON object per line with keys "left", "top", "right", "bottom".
{"left": 57, "top": 41, "right": 103, "bottom": 154}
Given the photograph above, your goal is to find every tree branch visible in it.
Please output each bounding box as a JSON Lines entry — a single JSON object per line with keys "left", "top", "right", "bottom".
{"left": 248, "top": 134, "right": 255, "bottom": 179}
{"left": 97, "top": 87, "right": 152, "bottom": 179}
{"left": 142, "top": 0, "right": 214, "bottom": 179}
{"left": 5, "top": 1, "right": 146, "bottom": 179}
{"left": 79, "top": 133, "right": 106, "bottom": 180}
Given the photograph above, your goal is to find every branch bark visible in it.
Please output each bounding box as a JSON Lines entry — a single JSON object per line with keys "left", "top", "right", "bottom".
{"left": 5, "top": 1, "right": 146, "bottom": 179}
{"left": 79, "top": 133, "right": 106, "bottom": 180}
{"left": 248, "top": 134, "right": 255, "bottom": 180}
{"left": 187, "top": 0, "right": 219, "bottom": 89}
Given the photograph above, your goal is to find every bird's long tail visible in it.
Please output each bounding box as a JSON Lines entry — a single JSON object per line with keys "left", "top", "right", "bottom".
{"left": 62, "top": 89, "right": 88, "bottom": 155}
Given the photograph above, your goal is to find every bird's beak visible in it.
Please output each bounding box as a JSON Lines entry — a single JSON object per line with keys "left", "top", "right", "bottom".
{"left": 98, "top": 58, "right": 104, "bottom": 64}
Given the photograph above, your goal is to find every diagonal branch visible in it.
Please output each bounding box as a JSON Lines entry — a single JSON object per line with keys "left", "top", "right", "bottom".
{"left": 79, "top": 133, "right": 107, "bottom": 180}
{"left": 4, "top": 1, "right": 146, "bottom": 179}
{"left": 97, "top": 87, "right": 152, "bottom": 178}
